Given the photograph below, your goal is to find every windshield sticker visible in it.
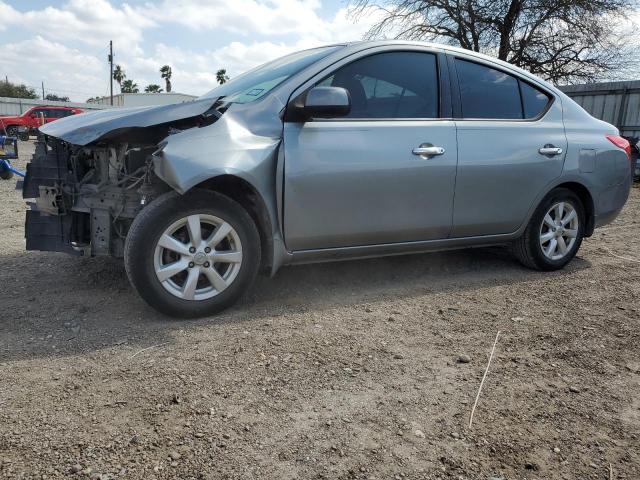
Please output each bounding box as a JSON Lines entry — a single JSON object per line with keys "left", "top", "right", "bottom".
{"left": 246, "top": 88, "right": 265, "bottom": 97}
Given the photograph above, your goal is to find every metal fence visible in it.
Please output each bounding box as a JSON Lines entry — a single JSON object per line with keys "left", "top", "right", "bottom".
{"left": 560, "top": 81, "right": 640, "bottom": 139}
{"left": 0, "top": 96, "right": 112, "bottom": 116}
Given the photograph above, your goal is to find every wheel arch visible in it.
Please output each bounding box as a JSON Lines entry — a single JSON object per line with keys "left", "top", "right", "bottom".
{"left": 189, "top": 174, "right": 274, "bottom": 274}
{"left": 552, "top": 181, "right": 595, "bottom": 237}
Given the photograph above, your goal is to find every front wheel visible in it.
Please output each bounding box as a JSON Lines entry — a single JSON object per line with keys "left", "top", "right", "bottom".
{"left": 512, "top": 188, "right": 585, "bottom": 271}
{"left": 5, "top": 126, "right": 18, "bottom": 137}
{"left": 124, "top": 189, "right": 261, "bottom": 318}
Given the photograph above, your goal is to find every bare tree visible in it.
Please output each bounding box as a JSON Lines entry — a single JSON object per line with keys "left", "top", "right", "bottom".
{"left": 350, "top": 0, "right": 638, "bottom": 83}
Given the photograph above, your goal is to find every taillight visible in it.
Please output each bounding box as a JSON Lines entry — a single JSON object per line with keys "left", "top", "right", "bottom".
{"left": 606, "top": 134, "right": 632, "bottom": 161}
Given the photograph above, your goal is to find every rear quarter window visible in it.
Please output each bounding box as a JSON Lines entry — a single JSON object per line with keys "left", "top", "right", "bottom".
{"left": 520, "top": 82, "right": 551, "bottom": 118}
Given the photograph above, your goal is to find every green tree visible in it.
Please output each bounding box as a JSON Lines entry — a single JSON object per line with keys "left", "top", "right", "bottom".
{"left": 216, "top": 69, "right": 229, "bottom": 85}
{"left": 160, "top": 65, "right": 172, "bottom": 92}
{"left": 0, "top": 81, "right": 38, "bottom": 99}
{"left": 45, "top": 93, "right": 70, "bottom": 102}
{"left": 113, "top": 65, "right": 126, "bottom": 92}
{"left": 121, "top": 79, "right": 139, "bottom": 94}
{"left": 144, "top": 84, "right": 163, "bottom": 93}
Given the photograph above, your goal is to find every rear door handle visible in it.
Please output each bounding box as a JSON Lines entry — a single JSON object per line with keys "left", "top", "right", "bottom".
{"left": 539, "top": 145, "right": 563, "bottom": 156}
{"left": 413, "top": 144, "right": 445, "bottom": 158}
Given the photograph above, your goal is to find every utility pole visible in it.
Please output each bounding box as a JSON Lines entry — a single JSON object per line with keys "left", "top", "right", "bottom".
{"left": 108, "top": 40, "right": 114, "bottom": 106}
{"left": 41, "top": 81, "right": 45, "bottom": 100}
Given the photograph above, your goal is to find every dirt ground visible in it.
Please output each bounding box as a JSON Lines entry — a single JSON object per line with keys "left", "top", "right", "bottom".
{"left": 0, "top": 140, "right": 639, "bottom": 480}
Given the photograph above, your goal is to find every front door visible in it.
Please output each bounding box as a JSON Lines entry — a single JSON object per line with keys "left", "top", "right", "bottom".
{"left": 283, "top": 50, "right": 458, "bottom": 251}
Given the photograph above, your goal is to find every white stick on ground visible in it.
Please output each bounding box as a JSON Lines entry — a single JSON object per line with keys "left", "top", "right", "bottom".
{"left": 603, "top": 248, "right": 640, "bottom": 264}
{"left": 469, "top": 331, "right": 501, "bottom": 429}
{"left": 129, "top": 342, "right": 168, "bottom": 359}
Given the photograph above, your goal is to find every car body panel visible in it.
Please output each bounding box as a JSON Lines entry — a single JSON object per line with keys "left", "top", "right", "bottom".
{"left": 39, "top": 98, "right": 216, "bottom": 145}
{"left": 283, "top": 120, "right": 458, "bottom": 250}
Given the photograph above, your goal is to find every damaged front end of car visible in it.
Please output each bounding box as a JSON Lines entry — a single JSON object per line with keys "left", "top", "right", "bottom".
{"left": 22, "top": 98, "right": 232, "bottom": 257}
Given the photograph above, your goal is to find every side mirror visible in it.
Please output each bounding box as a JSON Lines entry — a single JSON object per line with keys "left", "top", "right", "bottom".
{"left": 303, "top": 86, "right": 351, "bottom": 119}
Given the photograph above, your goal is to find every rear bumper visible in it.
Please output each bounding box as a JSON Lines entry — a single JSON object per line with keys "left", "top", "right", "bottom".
{"left": 594, "top": 176, "right": 632, "bottom": 229}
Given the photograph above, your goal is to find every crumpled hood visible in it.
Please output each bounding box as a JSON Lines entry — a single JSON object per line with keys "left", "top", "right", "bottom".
{"left": 39, "top": 97, "right": 218, "bottom": 146}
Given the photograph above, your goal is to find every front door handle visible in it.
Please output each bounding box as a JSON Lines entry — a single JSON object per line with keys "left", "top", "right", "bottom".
{"left": 539, "top": 145, "right": 563, "bottom": 156}
{"left": 413, "top": 143, "right": 445, "bottom": 158}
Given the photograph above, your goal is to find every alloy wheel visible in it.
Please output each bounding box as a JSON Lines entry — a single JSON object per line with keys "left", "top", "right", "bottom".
{"left": 153, "top": 214, "right": 243, "bottom": 301}
{"left": 539, "top": 201, "right": 579, "bottom": 261}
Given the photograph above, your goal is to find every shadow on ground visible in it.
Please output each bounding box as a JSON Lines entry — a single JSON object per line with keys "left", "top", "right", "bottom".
{"left": 0, "top": 245, "right": 591, "bottom": 362}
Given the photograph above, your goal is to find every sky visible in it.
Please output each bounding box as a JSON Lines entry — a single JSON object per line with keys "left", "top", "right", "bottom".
{"left": 0, "top": 0, "right": 384, "bottom": 102}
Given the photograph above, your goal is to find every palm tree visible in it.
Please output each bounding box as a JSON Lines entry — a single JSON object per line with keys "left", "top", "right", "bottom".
{"left": 216, "top": 69, "right": 229, "bottom": 85}
{"left": 144, "top": 84, "right": 163, "bottom": 93}
{"left": 113, "top": 65, "right": 126, "bottom": 92}
{"left": 160, "top": 65, "right": 172, "bottom": 93}
{"left": 121, "top": 79, "right": 139, "bottom": 94}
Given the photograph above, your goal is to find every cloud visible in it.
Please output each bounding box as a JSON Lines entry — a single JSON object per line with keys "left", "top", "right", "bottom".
{"left": 0, "top": 1, "right": 383, "bottom": 101}
{"left": 0, "top": 0, "right": 153, "bottom": 48}
{"left": 1, "top": 36, "right": 108, "bottom": 100}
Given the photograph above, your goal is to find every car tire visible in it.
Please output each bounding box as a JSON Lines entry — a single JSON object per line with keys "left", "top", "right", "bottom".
{"left": 0, "top": 166, "right": 13, "bottom": 180}
{"left": 512, "top": 188, "right": 585, "bottom": 271}
{"left": 5, "top": 126, "right": 18, "bottom": 137}
{"left": 124, "top": 189, "right": 261, "bottom": 318}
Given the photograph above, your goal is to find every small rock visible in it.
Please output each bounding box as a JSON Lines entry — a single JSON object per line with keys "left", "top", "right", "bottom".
{"left": 450, "top": 432, "right": 460, "bottom": 439}
{"left": 222, "top": 433, "right": 231, "bottom": 439}
{"left": 70, "top": 464, "right": 82, "bottom": 474}
{"left": 524, "top": 463, "right": 539, "bottom": 471}
{"left": 194, "top": 433, "right": 204, "bottom": 438}
{"left": 569, "top": 386, "right": 580, "bottom": 393}
{"left": 553, "top": 447, "right": 560, "bottom": 453}
{"left": 168, "top": 451, "right": 181, "bottom": 461}
{"left": 414, "top": 430, "right": 426, "bottom": 439}
{"left": 457, "top": 354, "right": 471, "bottom": 364}
{"left": 393, "top": 353, "right": 404, "bottom": 360}
{"left": 387, "top": 316, "right": 396, "bottom": 322}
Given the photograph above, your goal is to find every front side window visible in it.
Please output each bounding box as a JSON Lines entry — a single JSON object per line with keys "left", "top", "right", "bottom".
{"left": 317, "top": 52, "right": 439, "bottom": 119}
{"left": 455, "top": 58, "right": 551, "bottom": 120}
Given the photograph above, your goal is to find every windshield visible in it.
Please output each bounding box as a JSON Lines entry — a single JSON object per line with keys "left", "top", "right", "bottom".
{"left": 200, "top": 46, "right": 342, "bottom": 104}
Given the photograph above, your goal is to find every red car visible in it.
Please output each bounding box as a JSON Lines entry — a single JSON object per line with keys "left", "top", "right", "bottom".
{"left": 0, "top": 106, "right": 84, "bottom": 137}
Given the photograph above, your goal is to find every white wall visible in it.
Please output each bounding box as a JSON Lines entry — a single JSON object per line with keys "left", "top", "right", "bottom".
{"left": 89, "top": 93, "right": 198, "bottom": 108}
{"left": 0, "top": 96, "right": 112, "bottom": 116}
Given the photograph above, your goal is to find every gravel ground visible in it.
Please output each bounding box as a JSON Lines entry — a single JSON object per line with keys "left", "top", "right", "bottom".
{"left": 1, "top": 140, "right": 639, "bottom": 480}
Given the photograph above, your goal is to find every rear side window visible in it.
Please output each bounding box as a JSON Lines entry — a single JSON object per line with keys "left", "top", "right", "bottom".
{"left": 455, "top": 59, "right": 551, "bottom": 120}
{"left": 317, "top": 52, "right": 439, "bottom": 119}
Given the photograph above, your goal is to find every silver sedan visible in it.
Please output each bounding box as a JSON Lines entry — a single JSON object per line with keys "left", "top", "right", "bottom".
{"left": 25, "top": 41, "right": 634, "bottom": 317}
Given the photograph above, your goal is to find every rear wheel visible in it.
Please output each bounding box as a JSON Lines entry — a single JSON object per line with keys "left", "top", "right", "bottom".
{"left": 125, "top": 189, "right": 261, "bottom": 318}
{"left": 513, "top": 188, "right": 585, "bottom": 270}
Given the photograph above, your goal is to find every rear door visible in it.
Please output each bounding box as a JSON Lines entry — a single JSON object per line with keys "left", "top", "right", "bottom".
{"left": 449, "top": 55, "right": 567, "bottom": 237}
{"left": 283, "top": 49, "right": 458, "bottom": 250}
